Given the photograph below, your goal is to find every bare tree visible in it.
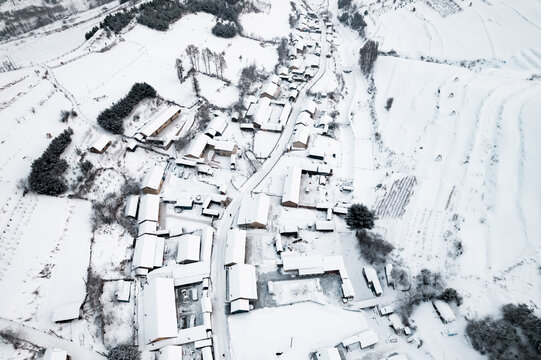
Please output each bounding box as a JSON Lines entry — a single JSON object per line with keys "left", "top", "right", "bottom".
{"left": 185, "top": 44, "right": 200, "bottom": 71}
{"left": 191, "top": 73, "right": 200, "bottom": 97}
{"left": 175, "top": 58, "right": 184, "bottom": 83}
{"left": 203, "top": 47, "right": 214, "bottom": 75}
{"left": 217, "top": 53, "right": 227, "bottom": 80}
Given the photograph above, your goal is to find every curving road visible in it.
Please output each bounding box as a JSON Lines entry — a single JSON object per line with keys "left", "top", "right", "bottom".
{"left": 210, "top": 8, "right": 330, "bottom": 360}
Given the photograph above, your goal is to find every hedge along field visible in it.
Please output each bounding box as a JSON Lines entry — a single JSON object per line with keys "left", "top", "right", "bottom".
{"left": 96, "top": 82, "right": 156, "bottom": 134}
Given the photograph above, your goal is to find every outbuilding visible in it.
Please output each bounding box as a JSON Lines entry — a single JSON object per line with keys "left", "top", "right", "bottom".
{"left": 43, "top": 348, "right": 68, "bottom": 360}
{"left": 228, "top": 263, "right": 258, "bottom": 302}
{"left": 292, "top": 125, "right": 310, "bottom": 149}
{"left": 137, "top": 194, "right": 160, "bottom": 224}
{"left": 125, "top": 195, "right": 139, "bottom": 218}
{"left": 260, "top": 82, "right": 281, "bottom": 100}
{"left": 51, "top": 302, "right": 82, "bottom": 323}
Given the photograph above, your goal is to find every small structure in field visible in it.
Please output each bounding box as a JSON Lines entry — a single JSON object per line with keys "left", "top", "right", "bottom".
{"left": 89, "top": 134, "right": 111, "bottom": 154}
{"left": 43, "top": 348, "right": 68, "bottom": 360}
{"left": 433, "top": 300, "right": 456, "bottom": 323}
{"left": 142, "top": 165, "right": 166, "bottom": 195}
{"left": 51, "top": 302, "right": 82, "bottom": 323}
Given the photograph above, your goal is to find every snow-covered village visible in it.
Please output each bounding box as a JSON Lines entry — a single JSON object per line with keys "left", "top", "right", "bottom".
{"left": 0, "top": 0, "right": 540, "bottom": 359}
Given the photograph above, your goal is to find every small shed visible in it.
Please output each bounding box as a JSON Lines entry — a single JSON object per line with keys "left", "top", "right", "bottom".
{"left": 43, "top": 348, "right": 68, "bottom": 360}
{"left": 124, "top": 195, "right": 139, "bottom": 218}
{"left": 51, "top": 302, "right": 82, "bottom": 323}
{"left": 116, "top": 280, "right": 131, "bottom": 302}
{"left": 433, "top": 300, "right": 456, "bottom": 323}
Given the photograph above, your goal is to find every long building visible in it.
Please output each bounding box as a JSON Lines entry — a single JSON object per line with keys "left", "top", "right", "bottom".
{"left": 139, "top": 106, "right": 181, "bottom": 138}
{"left": 225, "top": 229, "right": 247, "bottom": 266}
{"left": 142, "top": 277, "right": 178, "bottom": 343}
{"left": 281, "top": 166, "right": 302, "bottom": 207}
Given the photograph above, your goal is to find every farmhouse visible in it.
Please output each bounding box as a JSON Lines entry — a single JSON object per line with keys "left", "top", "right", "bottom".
{"left": 342, "top": 330, "right": 379, "bottom": 349}
{"left": 133, "top": 234, "right": 164, "bottom": 271}
{"left": 138, "top": 194, "right": 160, "bottom": 224}
{"left": 139, "top": 106, "right": 181, "bottom": 138}
{"left": 237, "top": 193, "right": 270, "bottom": 228}
{"left": 185, "top": 134, "right": 211, "bottom": 159}
{"left": 281, "top": 166, "right": 302, "bottom": 207}
{"left": 176, "top": 234, "right": 201, "bottom": 264}
{"left": 292, "top": 125, "right": 310, "bottom": 149}
{"left": 142, "top": 277, "right": 178, "bottom": 343}
{"left": 260, "top": 82, "right": 281, "bottom": 100}
{"left": 225, "top": 228, "right": 247, "bottom": 266}
{"left": 89, "top": 134, "right": 111, "bottom": 154}
{"left": 303, "top": 100, "right": 317, "bottom": 118}
{"left": 213, "top": 140, "right": 237, "bottom": 156}
{"left": 228, "top": 263, "right": 258, "bottom": 302}
{"left": 205, "top": 116, "right": 228, "bottom": 138}
{"left": 142, "top": 164, "right": 166, "bottom": 195}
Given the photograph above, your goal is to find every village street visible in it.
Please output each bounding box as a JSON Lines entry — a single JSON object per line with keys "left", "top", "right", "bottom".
{"left": 210, "top": 10, "right": 330, "bottom": 360}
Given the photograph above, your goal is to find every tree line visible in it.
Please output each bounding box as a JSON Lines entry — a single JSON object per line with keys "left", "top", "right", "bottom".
{"left": 97, "top": 82, "right": 157, "bottom": 134}
{"left": 86, "top": 0, "right": 246, "bottom": 40}
{"left": 28, "top": 128, "right": 73, "bottom": 196}
{"left": 182, "top": 45, "right": 227, "bottom": 80}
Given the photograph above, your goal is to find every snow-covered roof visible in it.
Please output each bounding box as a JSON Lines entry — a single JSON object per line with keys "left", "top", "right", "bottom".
{"left": 433, "top": 300, "right": 456, "bottom": 323}
{"left": 213, "top": 140, "right": 236, "bottom": 153}
{"left": 143, "top": 277, "right": 178, "bottom": 343}
{"left": 225, "top": 228, "right": 247, "bottom": 266}
{"left": 281, "top": 166, "right": 302, "bottom": 207}
{"left": 279, "top": 103, "right": 292, "bottom": 126}
{"left": 158, "top": 345, "right": 183, "bottom": 360}
{"left": 342, "top": 278, "right": 356, "bottom": 299}
{"left": 154, "top": 237, "right": 164, "bottom": 268}
{"left": 282, "top": 253, "right": 325, "bottom": 275}
{"left": 89, "top": 134, "right": 111, "bottom": 153}
{"left": 133, "top": 234, "right": 159, "bottom": 270}
{"left": 207, "top": 116, "right": 228, "bottom": 136}
{"left": 269, "top": 74, "right": 282, "bottom": 85}
{"left": 342, "top": 330, "right": 379, "bottom": 349}
{"left": 142, "top": 165, "right": 166, "bottom": 193}
{"left": 116, "top": 280, "right": 131, "bottom": 302}
{"left": 303, "top": 100, "right": 317, "bottom": 115}
{"left": 297, "top": 113, "right": 311, "bottom": 127}
{"left": 315, "top": 220, "right": 335, "bottom": 231}
{"left": 363, "top": 266, "right": 383, "bottom": 295}
{"left": 176, "top": 157, "right": 197, "bottom": 167}
{"left": 278, "top": 66, "right": 289, "bottom": 76}
{"left": 230, "top": 298, "right": 250, "bottom": 313}
{"left": 186, "top": 134, "right": 211, "bottom": 158}
{"left": 228, "top": 263, "right": 258, "bottom": 302}
{"left": 201, "top": 290, "right": 212, "bottom": 313}
{"left": 176, "top": 234, "right": 201, "bottom": 264}
{"left": 237, "top": 193, "right": 270, "bottom": 228}
{"left": 51, "top": 302, "right": 81, "bottom": 322}
{"left": 139, "top": 106, "right": 181, "bottom": 138}
{"left": 138, "top": 194, "right": 160, "bottom": 224}
{"left": 289, "top": 59, "right": 302, "bottom": 69}
{"left": 138, "top": 221, "right": 157, "bottom": 237}
{"left": 292, "top": 125, "right": 309, "bottom": 147}
{"left": 125, "top": 194, "right": 139, "bottom": 218}
{"left": 43, "top": 348, "right": 68, "bottom": 360}
{"left": 253, "top": 97, "right": 272, "bottom": 126}
{"left": 201, "top": 345, "right": 214, "bottom": 360}
{"left": 316, "top": 347, "right": 341, "bottom": 360}
{"left": 280, "top": 224, "right": 298, "bottom": 234}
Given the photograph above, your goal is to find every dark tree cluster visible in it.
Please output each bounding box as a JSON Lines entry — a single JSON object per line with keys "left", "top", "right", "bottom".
{"left": 337, "top": 0, "right": 352, "bottom": 9}
{"left": 211, "top": 21, "right": 238, "bottom": 38}
{"left": 137, "top": 0, "right": 186, "bottom": 31}
{"left": 346, "top": 203, "right": 376, "bottom": 230}
{"left": 466, "top": 305, "right": 541, "bottom": 360}
{"left": 97, "top": 82, "right": 156, "bottom": 134}
{"left": 277, "top": 38, "right": 288, "bottom": 66}
{"left": 356, "top": 230, "right": 394, "bottom": 264}
{"left": 28, "top": 128, "right": 73, "bottom": 196}
{"left": 185, "top": 0, "right": 243, "bottom": 23}
{"left": 100, "top": 10, "right": 134, "bottom": 34}
{"left": 338, "top": 9, "right": 366, "bottom": 35}
{"left": 108, "top": 344, "right": 141, "bottom": 360}
{"left": 359, "top": 39, "right": 378, "bottom": 75}
{"left": 85, "top": 26, "right": 99, "bottom": 40}
{"left": 237, "top": 64, "right": 265, "bottom": 98}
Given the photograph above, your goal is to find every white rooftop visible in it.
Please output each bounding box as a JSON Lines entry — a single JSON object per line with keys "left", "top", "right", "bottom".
{"left": 143, "top": 277, "right": 178, "bottom": 343}
{"left": 237, "top": 193, "right": 270, "bottom": 228}
{"left": 138, "top": 194, "right": 160, "bottom": 224}
{"left": 228, "top": 263, "right": 258, "bottom": 302}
